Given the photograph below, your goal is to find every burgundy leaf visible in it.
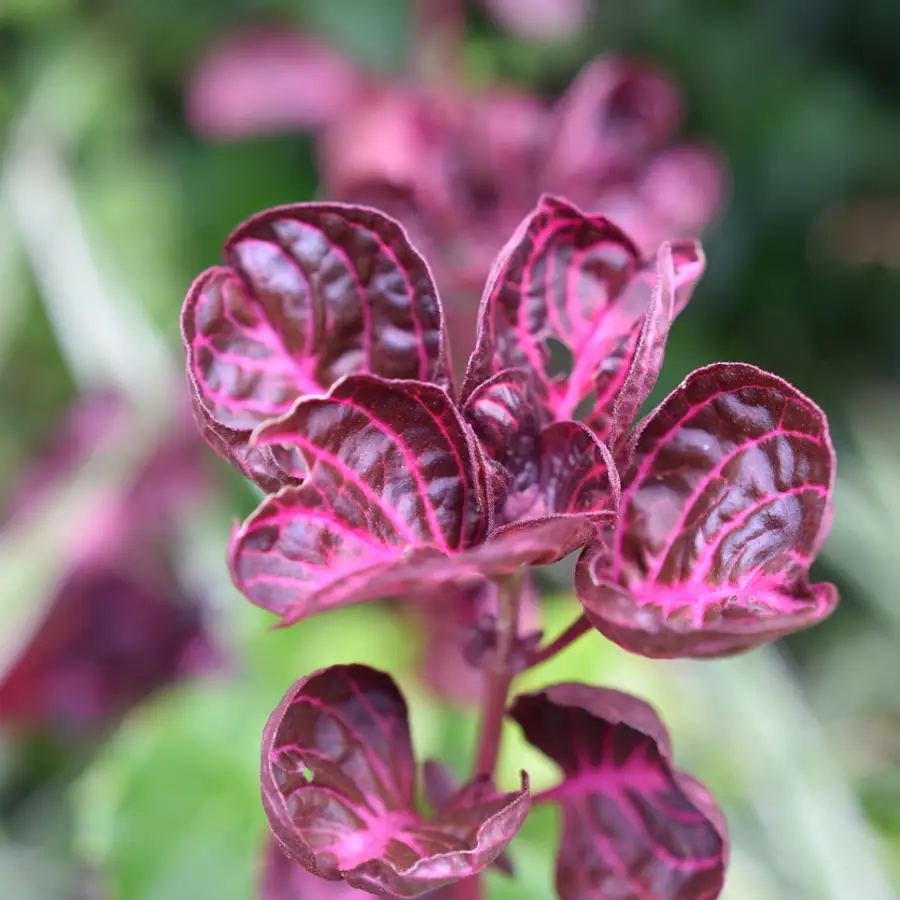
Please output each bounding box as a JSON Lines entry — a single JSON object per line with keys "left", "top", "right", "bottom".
{"left": 182, "top": 203, "right": 452, "bottom": 484}
{"left": 463, "top": 367, "right": 540, "bottom": 499}
{"left": 531, "top": 420, "right": 620, "bottom": 520}
{"left": 0, "top": 564, "right": 213, "bottom": 733}
{"left": 186, "top": 30, "right": 367, "bottom": 138}
{"left": 229, "top": 375, "right": 488, "bottom": 622}
{"left": 262, "top": 664, "right": 530, "bottom": 897}
{"left": 462, "top": 195, "right": 642, "bottom": 417}
{"left": 510, "top": 684, "right": 727, "bottom": 900}
{"left": 577, "top": 363, "right": 838, "bottom": 658}
{"left": 588, "top": 240, "right": 702, "bottom": 447}
{"left": 462, "top": 368, "right": 619, "bottom": 533}
{"left": 586, "top": 239, "right": 704, "bottom": 444}
{"left": 421, "top": 763, "right": 516, "bottom": 877}
{"left": 0, "top": 391, "right": 218, "bottom": 733}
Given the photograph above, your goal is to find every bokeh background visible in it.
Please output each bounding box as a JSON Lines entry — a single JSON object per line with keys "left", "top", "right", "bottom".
{"left": 1, "top": 0, "right": 899, "bottom": 897}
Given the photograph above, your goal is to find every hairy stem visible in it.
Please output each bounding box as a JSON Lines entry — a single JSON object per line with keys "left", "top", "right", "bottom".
{"left": 526, "top": 613, "right": 591, "bottom": 670}
{"left": 474, "top": 572, "right": 523, "bottom": 777}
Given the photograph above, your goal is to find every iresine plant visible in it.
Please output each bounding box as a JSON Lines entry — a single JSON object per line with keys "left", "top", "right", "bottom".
{"left": 181, "top": 194, "right": 837, "bottom": 899}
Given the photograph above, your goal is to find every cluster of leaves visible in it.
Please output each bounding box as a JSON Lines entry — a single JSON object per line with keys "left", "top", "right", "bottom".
{"left": 181, "top": 191, "right": 837, "bottom": 897}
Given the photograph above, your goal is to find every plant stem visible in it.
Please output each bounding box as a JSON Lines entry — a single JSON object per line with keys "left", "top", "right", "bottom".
{"left": 526, "top": 614, "right": 591, "bottom": 670}
{"left": 473, "top": 572, "right": 523, "bottom": 777}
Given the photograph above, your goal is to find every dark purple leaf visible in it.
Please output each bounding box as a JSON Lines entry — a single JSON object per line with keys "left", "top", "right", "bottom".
{"left": 186, "top": 30, "right": 367, "bottom": 138}
{"left": 0, "top": 391, "right": 218, "bottom": 733}
{"left": 576, "top": 363, "right": 838, "bottom": 658}
{"left": 462, "top": 197, "right": 703, "bottom": 441}
{"left": 462, "top": 195, "right": 641, "bottom": 417}
{"left": 230, "top": 372, "right": 609, "bottom": 622}
{"left": 262, "top": 664, "right": 529, "bottom": 897}
{"left": 229, "top": 375, "right": 488, "bottom": 623}
{"left": 462, "top": 367, "right": 540, "bottom": 500}
{"left": 592, "top": 241, "right": 703, "bottom": 448}
{"left": 0, "top": 564, "right": 214, "bottom": 733}
{"left": 463, "top": 367, "right": 619, "bottom": 532}
{"left": 510, "top": 684, "right": 727, "bottom": 900}
{"left": 182, "top": 203, "right": 452, "bottom": 485}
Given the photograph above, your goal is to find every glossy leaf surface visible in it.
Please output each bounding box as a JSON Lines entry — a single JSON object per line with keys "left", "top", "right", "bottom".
{"left": 462, "top": 196, "right": 703, "bottom": 441}
{"left": 577, "top": 363, "right": 838, "bottom": 657}
{"left": 182, "top": 203, "right": 451, "bottom": 484}
{"left": 262, "top": 665, "right": 529, "bottom": 897}
{"left": 510, "top": 684, "right": 726, "bottom": 900}
{"left": 229, "top": 375, "right": 486, "bottom": 622}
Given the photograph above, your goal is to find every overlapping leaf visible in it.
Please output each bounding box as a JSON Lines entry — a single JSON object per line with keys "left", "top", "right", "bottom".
{"left": 262, "top": 664, "right": 529, "bottom": 897}
{"left": 510, "top": 684, "right": 726, "bottom": 900}
{"left": 461, "top": 195, "right": 703, "bottom": 442}
{"left": 576, "top": 363, "right": 838, "bottom": 658}
{"left": 229, "top": 375, "right": 484, "bottom": 621}
{"left": 462, "top": 367, "right": 619, "bottom": 551}
{"left": 182, "top": 203, "right": 451, "bottom": 486}
{"left": 230, "top": 372, "right": 616, "bottom": 623}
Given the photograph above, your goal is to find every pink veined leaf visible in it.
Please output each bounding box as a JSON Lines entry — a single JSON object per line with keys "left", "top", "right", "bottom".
{"left": 229, "top": 375, "right": 487, "bottom": 623}
{"left": 462, "top": 366, "right": 619, "bottom": 557}
{"left": 592, "top": 239, "right": 703, "bottom": 448}
{"left": 181, "top": 203, "right": 452, "bottom": 488}
{"left": 462, "top": 194, "right": 642, "bottom": 416}
{"left": 230, "top": 373, "right": 614, "bottom": 624}
{"left": 186, "top": 30, "right": 367, "bottom": 139}
{"left": 510, "top": 683, "right": 727, "bottom": 900}
{"left": 462, "top": 196, "right": 703, "bottom": 439}
{"left": 576, "top": 362, "right": 839, "bottom": 658}
{"left": 584, "top": 238, "right": 704, "bottom": 445}
{"left": 261, "top": 835, "right": 488, "bottom": 899}
{"left": 261, "top": 664, "right": 530, "bottom": 897}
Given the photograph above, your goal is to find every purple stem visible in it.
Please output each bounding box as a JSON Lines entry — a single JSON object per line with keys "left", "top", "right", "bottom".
{"left": 473, "top": 572, "right": 523, "bottom": 777}
{"left": 526, "top": 614, "right": 592, "bottom": 670}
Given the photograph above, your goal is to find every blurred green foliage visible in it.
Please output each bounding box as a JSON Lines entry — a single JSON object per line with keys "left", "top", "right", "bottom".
{"left": 1, "top": 0, "right": 899, "bottom": 897}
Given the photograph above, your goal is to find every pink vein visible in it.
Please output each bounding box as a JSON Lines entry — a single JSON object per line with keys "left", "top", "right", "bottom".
{"left": 638, "top": 429, "right": 826, "bottom": 583}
